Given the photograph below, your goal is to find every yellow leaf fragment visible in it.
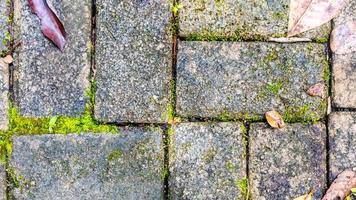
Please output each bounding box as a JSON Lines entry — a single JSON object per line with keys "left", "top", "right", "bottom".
{"left": 265, "top": 110, "right": 285, "bottom": 129}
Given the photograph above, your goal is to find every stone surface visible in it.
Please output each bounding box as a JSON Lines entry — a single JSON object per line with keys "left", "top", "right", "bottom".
{"left": 169, "top": 123, "right": 246, "bottom": 199}
{"left": 176, "top": 41, "right": 328, "bottom": 120}
{"left": 95, "top": 0, "right": 171, "bottom": 123}
{"left": 249, "top": 123, "right": 327, "bottom": 200}
{"left": 179, "top": 0, "right": 330, "bottom": 40}
{"left": 329, "top": 112, "right": 356, "bottom": 180}
{"left": 0, "top": 0, "right": 9, "bottom": 52}
{"left": 10, "top": 128, "right": 164, "bottom": 199}
{"left": 0, "top": 59, "right": 8, "bottom": 130}
{"left": 13, "top": 0, "right": 91, "bottom": 117}
{"left": 332, "top": 0, "right": 356, "bottom": 108}
{"left": 0, "top": 165, "right": 6, "bottom": 200}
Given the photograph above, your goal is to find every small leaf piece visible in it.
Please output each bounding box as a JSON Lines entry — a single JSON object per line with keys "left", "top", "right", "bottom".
{"left": 351, "top": 188, "right": 356, "bottom": 193}
{"left": 322, "top": 170, "right": 356, "bottom": 200}
{"left": 330, "top": 21, "right": 356, "bottom": 54}
{"left": 3, "top": 55, "right": 13, "bottom": 64}
{"left": 28, "top": 0, "right": 66, "bottom": 51}
{"left": 306, "top": 83, "right": 326, "bottom": 98}
{"left": 265, "top": 110, "right": 285, "bottom": 129}
{"left": 293, "top": 191, "right": 313, "bottom": 200}
{"left": 48, "top": 116, "right": 58, "bottom": 133}
{"left": 288, "top": 0, "right": 350, "bottom": 37}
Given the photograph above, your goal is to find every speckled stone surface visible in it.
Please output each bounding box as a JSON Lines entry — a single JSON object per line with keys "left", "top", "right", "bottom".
{"left": 332, "top": 1, "right": 356, "bottom": 108}
{"left": 95, "top": 0, "right": 171, "bottom": 123}
{"left": 249, "top": 123, "right": 327, "bottom": 200}
{"left": 13, "top": 0, "right": 91, "bottom": 117}
{"left": 169, "top": 123, "right": 246, "bottom": 200}
{"left": 0, "top": 59, "right": 8, "bottom": 130}
{"left": 176, "top": 41, "right": 328, "bottom": 120}
{"left": 0, "top": 0, "right": 9, "bottom": 52}
{"left": 9, "top": 128, "right": 164, "bottom": 200}
{"left": 329, "top": 112, "right": 356, "bottom": 181}
{"left": 179, "top": 0, "right": 330, "bottom": 40}
{"left": 0, "top": 165, "right": 5, "bottom": 200}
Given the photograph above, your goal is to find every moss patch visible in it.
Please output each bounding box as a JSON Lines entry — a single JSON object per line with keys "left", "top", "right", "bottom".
{"left": 236, "top": 177, "right": 250, "bottom": 200}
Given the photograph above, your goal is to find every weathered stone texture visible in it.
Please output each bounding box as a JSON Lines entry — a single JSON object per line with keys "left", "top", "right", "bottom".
{"left": 0, "top": 59, "right": 8, "bottom": 130}
{"left": 332, "top": 0, "right": 356, "bottom": 108}
{"left": 10, "top": 128, "right": 164, "bottom": 200}
{"left": 0, "top": 165, "right": 6, "bottom": 200}
{"left": 176, "top": 41, "right": 328, "bottom": 120}
{"left": 170, "top": 123, "right": 246, "bottom": 200}
{"left": 249, "top": 123, "right": 327, "bottom": 200}
{"left": 179, "top": 0, "right": 330, "bottom": 40}
{"left": 329, "top": 112, "right": 356, "bottom": 181}
{"left": 95, "top": 0, "right": 171, "bottom": 123}
{"left": 0, "top": 0, "right": 9, "bottom": 52}
{"left": 13, "top": 0, "right": 91, "bottom": 117}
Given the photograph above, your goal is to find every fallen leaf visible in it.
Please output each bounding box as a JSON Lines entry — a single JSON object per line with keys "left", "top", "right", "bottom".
{"left": 351, "top": 188, "right": 356, "bottom": 193}
{"left": 346, "top": 195, "right": 351, "bottom": 200}
{"left": 28, "top": 0, "right": 66, "bottom": 51}
{"left": 265, "top": 110, "right": 285, "bottom": 129}
{"left": 288, "top": 0, "right": 350, "bottom": 37}
{"left": 293, "top": 191, "right": 313, "bottom": 200}
{"left": 2, "top": 55, "right": 13, "bottom": 64}
{"left": 306, "top": 83, "right": 326, "bottom": 98}
{"left": 330, "top": 20, "right": 356, "bottom": 54}
{"left": 322, "top": 170, "right": 356, "bottom": 200}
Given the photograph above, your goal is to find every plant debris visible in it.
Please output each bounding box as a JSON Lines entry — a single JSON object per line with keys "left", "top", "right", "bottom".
{"left": 322, "top": 170, "right": 356, "bottom": 200}
{"left": 265, "top": 110, "right": 285, "bottom": 129}
{"left": 306, "top": 83, "right": 326, "bottom": 98}
{"left": 2, "top": 55, "right": 13, "bottom": 64}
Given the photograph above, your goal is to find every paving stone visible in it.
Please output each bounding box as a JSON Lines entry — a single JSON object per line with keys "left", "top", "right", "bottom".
{"left": 0, "top": 165, "right": 6, "bottom": 200}
{"left": 13, "top": 0, "right": 92, "bottom": 117}
{"left": 329, "top": 112, "right": 356, "bottom": 181}
{"left": 176, "top": 41, "right": 328, "bottom": 120}
{"left": 95, "top": 0, "right": 171, "bottom": 123}
{"left": 179, "top": 0, "right": 330, "bottom": 40}
{"left": 249, "top": 123, "right": 327, "bottom": 200}
{"left": 0, "top": 59, "right": 8, "bottom": 130}
{"left": 9, "top": 128, "right": 164, "bottom": 200}
{"left": 332, "top": 1, "right": 356, "bottom": 108}
{"left": 0, "top": 0, "right": 9, "bottom": 52}
{"left": 169, "top": 123, "right": 246, "bottom": 199}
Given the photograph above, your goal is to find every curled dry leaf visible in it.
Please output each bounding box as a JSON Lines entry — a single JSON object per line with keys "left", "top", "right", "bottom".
{"left": 293, "top": 191, "right": 313, "bottom": 200}
{"left": 28, "top": 0, "right": 66, "bottom": 51}
{"left": 288, "top": 0, "right": 350, "bottom": 37}
{"left": 306, "top": 83, "right": 326, "bottom": 98}
{"left": 2, "top": 55, "right": 13, "bottom": 64}
{"left": 265, "top": 110, "right": 285, "bottom": 129}
{"left": 322, "top": 170, "right": 356, "bottom": 200}
{"left": 330, "top": 21, "right": 356, "bottom": 54}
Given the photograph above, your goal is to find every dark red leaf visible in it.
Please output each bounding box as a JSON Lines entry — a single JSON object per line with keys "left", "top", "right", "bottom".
{"left": 28, "top": 0, "right": 66, "bottom": 51}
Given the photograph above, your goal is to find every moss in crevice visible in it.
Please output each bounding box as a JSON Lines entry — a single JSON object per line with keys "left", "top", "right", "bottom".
{"left": 236, "top": 177, "right": 250, "bottom": 200}
{"left": 282, "top": 104, "right": 322, "bottom": 124}
{"left": 213, "top": 112, "right": 262, "bottom": 122}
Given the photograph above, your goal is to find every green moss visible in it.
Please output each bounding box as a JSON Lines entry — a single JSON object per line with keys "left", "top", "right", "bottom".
{"left": 263, "top": 51, "right": 278, "bottom": 63}
{"left": 107, "top": 149, "right": 123, "bottom": 161}
{"left": 266, "top": 82, "right": 283, "bottom": 95}
{"left": 314, "top": 37, "right": 328, "bottom": 43}
{"left": 322, "top": 60, "right": 331, "bottom": 84}
{"left": 184, "top": 30, "right": 268, "bottom": 42}
{"left": 163, "top": 79, "right": 176, "bottom": 124}
{"left": 283, "top": 104, "right": 321, "bottom": 124}
{"left": 170, "top": 3, "right": 183, "bottom": 15}
{"left": 213, "top": 112, "right": 262, "bottom": 122}
{"left": 272, "top": 11, "right": 286, "bottom": 20}
{"left": 236, "top": 178, "right": 250, "bottom": 200}
{"left": 225, "top": 160, "right": 234, "bottom": 172}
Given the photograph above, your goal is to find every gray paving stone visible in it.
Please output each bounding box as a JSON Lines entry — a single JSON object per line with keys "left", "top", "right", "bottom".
{"left": 9, "top": 128, "right": 164, "bottom": 200}
{"left": 0, "top": 165, "right": 6, "bottom": 200}
{"left": 179, "top": 0, "right": 330, "bottom": 40}
{"left": 176, "top": 41, "right": 328, "bottom": 120}
{"left": 329, "top": 112, "right": 356, "bottom": 181}
{"left": 169, "top": 123, "right": 246, "bottom": 200}
{"left": 95, "top": 0, "right": 171, "bottom": 123}
{"left": 13, "top": 0, "right": 92, "bottom": 117}
{"left": 332, "top": 1, "right": 356, "bottom": 108}
{"left": 249, "top": 123, "right": 327, "bottom": 200}
{"left": 0, "top": 59, "right": 8, "bottom": 130}
{"left": 0, "top": 0, "right": 9, "bottom": 52}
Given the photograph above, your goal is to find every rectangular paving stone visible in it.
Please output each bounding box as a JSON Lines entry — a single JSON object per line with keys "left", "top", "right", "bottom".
{"left": 0, "top": 165, "right": 6, "bottom": 200}
{"left": 169, "top": 123, "right": 246, "bottom": 199}
{"left": 0, "top": 0, "right": 9, "bottom": 52}
{"left": 329, "top": 112, "right": 356, "bottom": 181}
{"left": 0, "top": 59, "right": 8, "bottom": 130}
{"left": 332, "top": 1, "right": 356, "bottom": 108}
{"left": 95, "top": 0, "right": 171, "bottom": 123}
{"left": 249, "top": 123, "right": 327, "bottom": 200}
{"left": 13, "top": 0, "right": 92, "bottom": 117}
{"left": 177, "top": 41, "right": 328, "bottom": 120}
{"left": 179, "top": 0, "right": 330, "bottom": 41}
{"left": 9, "top": 128, "right": 164, "bottom": 199}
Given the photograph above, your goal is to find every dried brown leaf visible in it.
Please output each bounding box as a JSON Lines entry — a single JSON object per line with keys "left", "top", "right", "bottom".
{"left": 265, "top": 110, "right": 285, "bottom": 129}
{"left": 293, "top": 191, "right": 313, "bottom": 200}
{"left": 330, "top": 20, "right": 356, "bottom": 54}
{"left": 306, "top": 83, "right": 326, "bottom": 98}
{"left": 288, "top": 0, "right": 350, "bottom": 37}
{"left": 322, "top": 170, "right": 356, "bottom": 200}
{"left": 2, "top": 55, "right": 13, "bottom": 64}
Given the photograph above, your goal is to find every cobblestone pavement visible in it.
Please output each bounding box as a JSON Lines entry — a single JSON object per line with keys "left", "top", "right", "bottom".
{"left": 0, "top": 0, "right": 355, "bottom": 199}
